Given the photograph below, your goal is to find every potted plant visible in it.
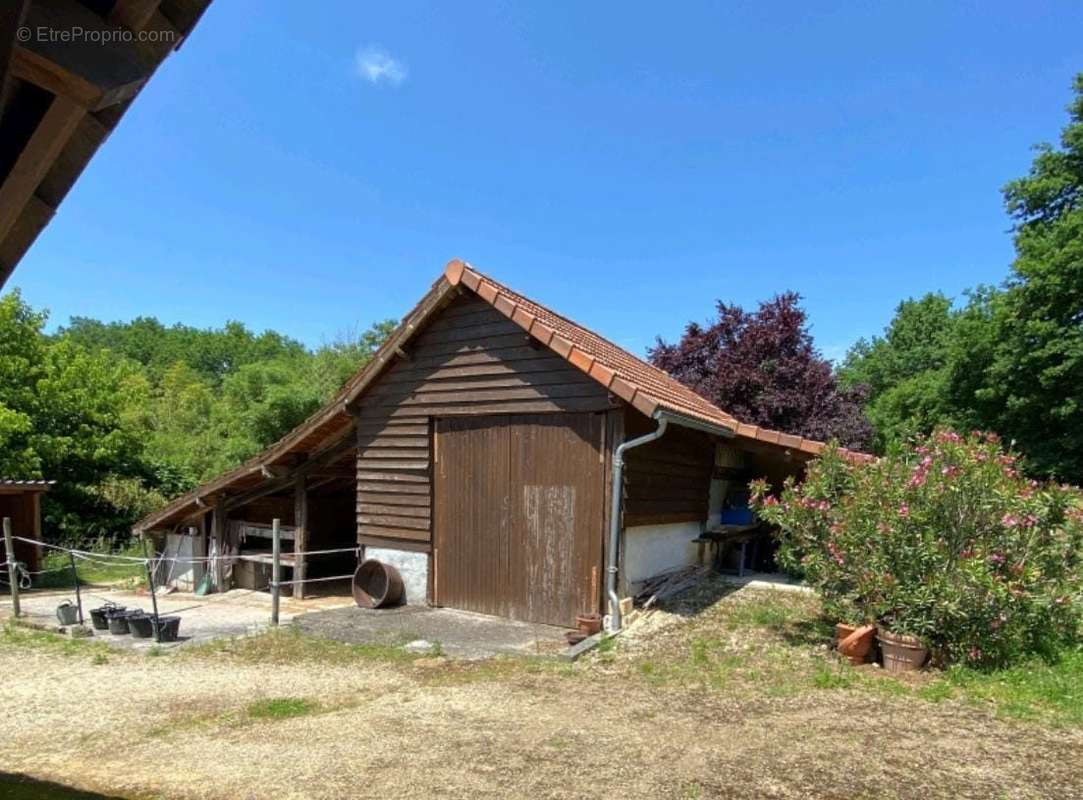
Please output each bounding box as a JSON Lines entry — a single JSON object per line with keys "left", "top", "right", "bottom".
{"left": 876, "top": 628, "right": 928, "bottom": 673}
{"left": 752, "top": 431, "right": 1083, "bottom": 671}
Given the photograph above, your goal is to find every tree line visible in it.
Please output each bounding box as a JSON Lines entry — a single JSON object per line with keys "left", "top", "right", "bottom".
{"left": 0, "top": 298, "right": 393, "bottom": 544}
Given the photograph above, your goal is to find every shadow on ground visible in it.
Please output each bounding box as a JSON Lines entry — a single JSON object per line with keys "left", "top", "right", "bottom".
{"left": 649, "top": 574, "right": 741, "bottom": 618}
{"left": 294, "top": 604, "right": 569, "bottom": 659}
{"left": 0, "top": 773, "right": 129, "bottom": 799}
{"left": 650, "top": 573, "right": 834, "bottom": 647}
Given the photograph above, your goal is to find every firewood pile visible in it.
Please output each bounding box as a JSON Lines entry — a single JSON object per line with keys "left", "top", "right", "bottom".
{"left": 635, "top": 565, "right": 710, "bottom": 610}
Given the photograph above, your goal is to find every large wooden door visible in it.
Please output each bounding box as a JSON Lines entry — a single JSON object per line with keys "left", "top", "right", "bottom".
{"left": 434, "top": 413, "right": 605, "bottom": 627}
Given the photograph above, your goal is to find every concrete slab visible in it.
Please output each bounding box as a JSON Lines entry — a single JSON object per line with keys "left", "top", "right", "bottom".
{"left": 1, "top": 586, "right": 354, "bottom": 651}
{"left": 294, "top": 605, "right": 569, "bottom": 659}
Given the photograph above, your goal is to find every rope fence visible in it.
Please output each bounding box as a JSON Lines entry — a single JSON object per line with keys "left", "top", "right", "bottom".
{"left": 3, "top": 517, "right": 360, "bottom": 633}
{"left": 10, "top": 534, "right": 360, "bottom": 567}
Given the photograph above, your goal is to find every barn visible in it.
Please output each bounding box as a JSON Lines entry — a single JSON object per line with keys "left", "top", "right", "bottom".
{"left": 135, "top": 261, "right": 865, "bottom": 630}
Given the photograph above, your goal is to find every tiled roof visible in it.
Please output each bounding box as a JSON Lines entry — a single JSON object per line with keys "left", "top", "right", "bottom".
{"left": 135, "top": 260, "right": 872, "bottom": 532}
{"left": 446, "top": 260, "right": 873, "bottom": 463}
{"left": 0, "top": 479, "right": 55, "bottom": 490}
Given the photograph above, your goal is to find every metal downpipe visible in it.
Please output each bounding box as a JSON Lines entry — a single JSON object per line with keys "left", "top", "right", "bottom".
{"left": 605, "top": 416, "right": 668, "bottom": 633}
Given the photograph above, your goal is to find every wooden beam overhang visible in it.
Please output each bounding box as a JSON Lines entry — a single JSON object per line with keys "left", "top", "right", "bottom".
{"left": 0, "top": 0, "right": 212, "bottom": 289}
{"left": 0, "top": 93, "right": 81, "bottom": 244}
{"left": 108, "top": 0, "right": 163, "bottom": 33}
{"left": 0, "top": 1, "right": 30, "bottom": 108}
{"left": 222, "top": 435, "right": 356, "bottom": 513}
{"left": 13, "top": 0, "right": 152, "bottom": 111}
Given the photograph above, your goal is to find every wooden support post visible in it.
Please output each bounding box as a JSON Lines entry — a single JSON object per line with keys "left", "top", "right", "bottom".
{"left": 293, "top": 476, "right": 308, "bottom": 600}
{"left": 3, "top": 517, "right": 19, "bottom": 618}
{"left": 271, "top": 517, "right": 281, "bottom": 626}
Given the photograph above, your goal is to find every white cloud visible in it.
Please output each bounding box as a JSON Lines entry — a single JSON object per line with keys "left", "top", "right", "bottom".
{"left": 355, "top": 46, "right": 407, "bottom": 87}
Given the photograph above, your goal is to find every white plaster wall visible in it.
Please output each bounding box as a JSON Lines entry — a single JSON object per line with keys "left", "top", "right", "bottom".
{"left": 621, "top": 521, "right": 703, "bottom": 595}
{"left": 365, "top": 547, "right": 428, "bottom": 605}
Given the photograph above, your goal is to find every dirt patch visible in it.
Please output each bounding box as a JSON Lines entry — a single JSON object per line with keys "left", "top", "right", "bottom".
{"left": 1, "top": 584, "right": 1080, "bottom": 799}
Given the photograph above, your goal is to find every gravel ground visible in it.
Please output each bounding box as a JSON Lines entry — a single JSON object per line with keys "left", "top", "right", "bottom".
{"left": 1, "top": 585, "right": 1081, "bottom": 800}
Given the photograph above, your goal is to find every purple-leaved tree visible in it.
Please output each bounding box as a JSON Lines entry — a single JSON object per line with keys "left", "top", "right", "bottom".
{"left": 649, "top": 292, "right": 873, "bottom": 451}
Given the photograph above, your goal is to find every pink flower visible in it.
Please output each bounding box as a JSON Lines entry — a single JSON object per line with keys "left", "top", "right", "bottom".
{"left": 969, "top": 646, "right": 983, "bottom": 662}
{"left": 1001, "top": 513, "right": 1020, "bottom": 528}
{"left": 898, "top": 503, "right": 910, "bottom": 518}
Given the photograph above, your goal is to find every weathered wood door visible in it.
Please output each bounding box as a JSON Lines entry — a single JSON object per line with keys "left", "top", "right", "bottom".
{"left": 434, "top": 413, "right": 605, "bottom": 627}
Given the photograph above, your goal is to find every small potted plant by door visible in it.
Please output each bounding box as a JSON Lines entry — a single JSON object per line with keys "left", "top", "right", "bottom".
{"left": 876, "top": 627, "right": 928, "bottom": 674}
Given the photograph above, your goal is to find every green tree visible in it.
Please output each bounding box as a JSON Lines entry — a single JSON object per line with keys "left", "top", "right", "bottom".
{"left": 839, "top": 293, "right": 958, "bottom": 449}
{"left": 843, "top": 73, "right": 1083, "bottom": 481}
{"left": 0, "top": 292, "right": 152, "bottom": 542}
{"left": 972, "top": 74, "right": 1083, "bottom": 480}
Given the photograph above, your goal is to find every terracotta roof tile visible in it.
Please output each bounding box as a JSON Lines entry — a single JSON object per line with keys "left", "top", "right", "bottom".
{"left": 445, "top": 260, "right": 871, "bottom": 464}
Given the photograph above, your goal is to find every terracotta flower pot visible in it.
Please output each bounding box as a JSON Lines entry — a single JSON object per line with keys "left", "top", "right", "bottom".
{"left": 835, "top": 623, "right": 857, "bottom": 646}
{"left": 576, "top": 613, "right": 603, "bottom": 636}
{"left": 877, "top": 628, "right": 928, "bottom": 674}
{"left": 837, "top": 624, "right": 876, "bottom": 665}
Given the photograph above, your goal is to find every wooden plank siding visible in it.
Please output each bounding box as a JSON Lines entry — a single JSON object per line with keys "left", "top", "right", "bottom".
{"left": 354, "top": 294, "right": 615, "bottom": 546}
{"left": 433, "top": 413, "right": 606, "bottom": 627}
{"left": 622, "top": 411, "right": 714, "bottom": 527}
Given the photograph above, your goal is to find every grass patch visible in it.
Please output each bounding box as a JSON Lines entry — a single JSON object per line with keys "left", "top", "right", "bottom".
{"left": 2, "top": 621, "right": 114, "bottom": 662}
{"left": 811, "top": 661, "right": 855, "bottom": 690}
{"left": 246, "top": 697, "right": 319, "bottom": 721}
{"left": 940, "top": 647, "right": 1083, "bottom": 725}
{"left": 187, "top": 625, "right": 418, "bottom": 666}
{"left": 34, "top": 542, "right": 146, "bottom": 588}
{"left": 625, "top": 585, "right": 1083, "bottom": 726}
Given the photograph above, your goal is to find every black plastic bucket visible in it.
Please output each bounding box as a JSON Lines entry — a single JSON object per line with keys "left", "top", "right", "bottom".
{"left": 127, "top": 613, "right": 154, "bottom": 639}
{"left": 153, "top": 616, "right": 181, "bottom": 642}
{"left": 106, "top": 607, "right": 139, "bottom": 635}
{"left": 90, "top": 603, "right": 124, "bottom": 631}
{"left": 107, "top": 614, "right": 129, "bottom": 635}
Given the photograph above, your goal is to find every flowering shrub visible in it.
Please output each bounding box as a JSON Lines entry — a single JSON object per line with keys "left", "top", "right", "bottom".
{"left": 750, "top": 431, "right": 1083, "bottom": 668}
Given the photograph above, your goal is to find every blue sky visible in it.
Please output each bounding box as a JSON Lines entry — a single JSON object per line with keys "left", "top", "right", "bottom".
{"left": 12, "top": 1, "right": 1083, "bottom": 361}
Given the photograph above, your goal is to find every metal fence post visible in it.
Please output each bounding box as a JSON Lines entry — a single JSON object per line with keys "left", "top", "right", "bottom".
{"left": 142, "top": 538, "right": 161, "bottom": 643}
{"left": 69, "top": 551, "right": 83, "bottom": 625}
{"left": 3, "top": 517, "right": 19, "bottom": 618}
{"left": 271, "top": 517, "right": 281, "bottom": 626}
